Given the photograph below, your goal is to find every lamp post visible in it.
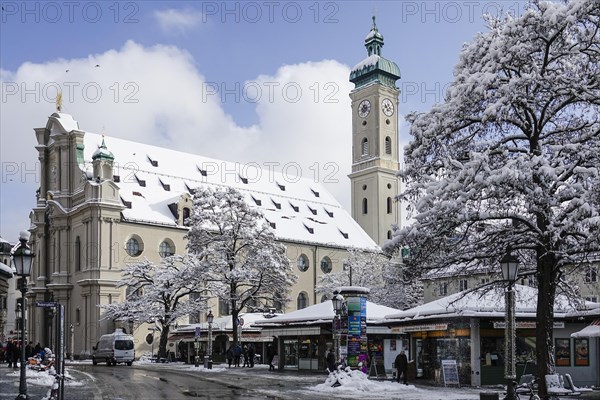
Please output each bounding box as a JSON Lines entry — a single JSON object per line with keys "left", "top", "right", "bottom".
{"left": 500, "top": 250, "right": 520, "bottom": 400}
{"left": 207, "top": 311, "right": 214, "bottom": 369}
{"left": 332, "top": 291, "right": 344, "bottom": 367}
{"left": 12, "top": 231, "right": 34, "bottom": 400}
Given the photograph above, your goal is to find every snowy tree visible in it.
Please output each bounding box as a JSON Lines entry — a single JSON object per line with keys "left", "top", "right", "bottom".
{"left": 102, "top": 255, "right": 209, "bottom": 359}
{"left": 186, "top": 186, "right": 297, "bottom": 345}
{"left": 385, "top": 1, "right": 599, "bottom": 397}
{"left": 315, "top": 248, "right": 423, "bottom": 310}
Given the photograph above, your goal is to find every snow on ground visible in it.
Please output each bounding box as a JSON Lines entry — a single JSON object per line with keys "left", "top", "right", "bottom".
{"left": 4, "top": 365, "right": 84, "bottom": 387}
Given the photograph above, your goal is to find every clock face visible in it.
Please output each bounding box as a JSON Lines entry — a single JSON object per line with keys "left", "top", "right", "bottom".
{"left": 382, "top": 98, "right": 394, "bottom": 116}
{"left": 358, "top": 99, "right": 371, "bottom": 118}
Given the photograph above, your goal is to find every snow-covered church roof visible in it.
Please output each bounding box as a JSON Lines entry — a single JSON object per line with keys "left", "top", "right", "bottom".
{"left": 72, "top": 115, "right": 377, "bottom": 251}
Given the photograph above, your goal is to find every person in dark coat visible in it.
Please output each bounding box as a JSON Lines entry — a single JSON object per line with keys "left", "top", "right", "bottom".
{"left": 326, "top": 348, "right": 336, "bottom": 373}
{"left": 242, "top": 345, "right": 249, "bottom": 367}
{"left": 248, "top": 344, "right": 255, "bottom": 368}
{"left": 6, "top": 339, "right": 14, "bottom": 368}
{"left": 226, "top": 345, "right": 234, "bottom": 368}
{"left": 12, "top": 341, "right": 20, "bottom": 368}
{"left": 233, "top": 343, "right": 242, "bottom": 367}
{"left": 395, "top": 350, "right": 408, "bottom": 384}
{"left": 266, "top": 344, "right": 275, "bottom": 371}
{"left": 25, "top": 342, "right": 33, "bottom": 358}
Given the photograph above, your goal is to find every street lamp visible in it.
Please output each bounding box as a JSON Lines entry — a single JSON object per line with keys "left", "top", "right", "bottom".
{"left": 332, "top": 290, "right": 344, "bottom": 367}
{"left": 207, "top": 311, "right": 214, "bottom": 369}
{"left": 12, "top": 231, "right": 34, "bottom": 400}
{"left": 500, "top": 250, "right": 520, "bottom": 400}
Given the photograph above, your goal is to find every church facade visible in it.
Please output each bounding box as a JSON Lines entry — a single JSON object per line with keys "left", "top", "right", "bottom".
{"left": 20, "top": 19, "right": 402, "bottom": 358}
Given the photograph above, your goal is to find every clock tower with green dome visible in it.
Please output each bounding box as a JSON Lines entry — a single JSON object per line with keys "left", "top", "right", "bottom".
{"left": 348, "top": 16, "right": 401, "bottom": 245}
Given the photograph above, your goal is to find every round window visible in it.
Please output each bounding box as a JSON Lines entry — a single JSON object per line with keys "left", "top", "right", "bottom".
{"left": 320, "top": 257, "right": 332, "bottom": 274}
{"left": 126, "top": 237, "right": 142, "bottom": 257}
{"left": 297, "top": 254, "right": 309, "bottom": 272}
{"left": 159, "top": 241, "right": 174, "bottom": 258}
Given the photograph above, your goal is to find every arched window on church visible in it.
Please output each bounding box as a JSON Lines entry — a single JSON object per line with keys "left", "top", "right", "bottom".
{"left": 362, "top": 198, "right": 368, "bottom": 214}
{"left": 387, "top": 230, "right": 392, "bottom": 240}
{"left": 387, "top": 197, "right": 392, "bottom": 214}
{"left": 297, "top": 292, "right": 309, "bottom": 310}
{"left": 361, "top": 138, "right": 369, "bottom": 156}
{"left": 385, "top": 136, "right": 392, "bottom": 155}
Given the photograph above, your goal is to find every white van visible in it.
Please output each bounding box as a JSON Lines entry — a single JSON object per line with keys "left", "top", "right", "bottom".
{"left": 92, "top": 330, "right": 135, "bottom": 366}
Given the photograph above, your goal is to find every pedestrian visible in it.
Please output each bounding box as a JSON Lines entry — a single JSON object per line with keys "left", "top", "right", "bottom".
{"left": 266, "top": 344, "right": 275, "bottom": 371}
{"left": 12, "top": 341, "right": 20, "bottom": 368}
{"left": 34, "top": 342, "right": 41, "bottom": 356}
{"left": 242, "top": 345, "right": 249, "bottom": 367}
{"left": 226, "top": 345, "right": 234, "bottom": 368}
{"left": 326, "top": 348, "right": 336, "bottom": 373}
{"left": 26, "top": 341, "right": 33, "bottom": 358}
{"left": 6, "top": 339, "right": 14, "bottom": 368}
{"left": 395, "top": 350, "right": 408, "bottom": 384}
{"left": 248, "top": 344, "right": 255, "bottom": 368}
{"left": 233, "top": 343, "right": 242, "bottom": 367}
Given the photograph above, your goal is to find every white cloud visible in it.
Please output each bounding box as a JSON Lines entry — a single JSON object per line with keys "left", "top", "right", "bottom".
{"left": 154, "top": 8, "right": 204, "bottom": 35}
{"left": 0, "top": 41, "right": 357, "bottom": 241}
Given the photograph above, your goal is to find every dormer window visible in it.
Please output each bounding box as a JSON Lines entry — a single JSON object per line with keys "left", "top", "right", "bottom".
{"left": 304, "top": 224, "right": 314, "bottom": 234}
{"left": 121, "top": 197, "right": 132, "bottom": 209}
{"left": 338, "top": 229, "right": 348, "bottom": 239}
{"left": 147, "top": 155, "right": 158, "bottom": 167}
{"left": 324, "top": 208, "right": 334, "bottom": 218}
{"left": 289, "top": 202, "right": 299, "bottom": 212}
{"left": 311, "top": 188, "right": 320, "bottom": 198}
{"left": 272, "top": 199, "right": 281, "bottom": 210}
{"left": 160, "top": 179, "right": 170, "bottom": 191}
{"left": 185, "top": 183, "right": 197, "bottom": 195}
{"left": 252, "top": 196, "right": 262, "bottom": 206}
{"left": 308, "top": 206, "right": 317, "bottom": 215}
{"left": 197, "top": 166, "right": 207, "bottom": 176}
{"left": 266, "top": 219, "right": 276, "bottom": 229}
{"left": 135, "top": 175, "right": 146, "bottom": 187}
{"left": 113, "top": 175, "right": 120, "bottom": 182}
{"left": 239, "top": 175, "right": 248, "bottom": 184}
{"left": 277, "top": 182, "right": 286, "bottom": 191}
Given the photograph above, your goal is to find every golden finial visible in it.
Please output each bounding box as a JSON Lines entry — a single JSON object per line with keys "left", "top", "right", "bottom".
{"left": 56, "top": 91, "right": 63, "bottom": 112}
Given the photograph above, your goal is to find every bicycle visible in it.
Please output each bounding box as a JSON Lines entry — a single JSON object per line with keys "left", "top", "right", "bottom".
{"left": 503, "top": 376, "right": 540, "bottom": 400}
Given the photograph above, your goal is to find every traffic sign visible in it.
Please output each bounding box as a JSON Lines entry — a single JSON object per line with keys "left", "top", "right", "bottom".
{"left": 35, "top": 301, "right": 57, "bottom": 307}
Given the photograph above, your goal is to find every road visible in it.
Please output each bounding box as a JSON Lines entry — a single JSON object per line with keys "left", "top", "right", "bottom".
{"left": 1, "top": 364, "right": 285, "bottom": 400}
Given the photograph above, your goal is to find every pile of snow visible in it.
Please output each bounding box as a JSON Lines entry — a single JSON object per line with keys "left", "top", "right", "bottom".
{"left": 314, "top": 367, "right": 419, "bottom": 394}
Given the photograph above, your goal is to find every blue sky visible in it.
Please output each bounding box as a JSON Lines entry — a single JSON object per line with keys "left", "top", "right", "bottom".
{"left": 0, "top": 1, "right": 528, "bottom": 242}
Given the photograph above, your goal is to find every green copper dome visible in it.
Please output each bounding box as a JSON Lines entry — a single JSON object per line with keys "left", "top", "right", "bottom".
{"left": 350, "top": 16, "right": 400, "bottom": 89}
{"left": 92, "top": 137, "right": 114, "bottom": 161}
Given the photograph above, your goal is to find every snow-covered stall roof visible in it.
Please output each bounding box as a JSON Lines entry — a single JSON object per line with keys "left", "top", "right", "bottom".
{"left": 0, "top": 261, "right": 13, "bottom": 277}
{"left": 383, "top": 285, "right": 600, "bottom": 322}
{"left": 253, "top": 299, "right": 401, "bottom": 327}
{"left": 73, "top": 122, "right": 378, "bottom": 251}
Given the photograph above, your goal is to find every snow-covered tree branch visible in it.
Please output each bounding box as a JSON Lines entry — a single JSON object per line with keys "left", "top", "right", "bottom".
{"left": 186, "top": 186, "right": 297, "bottom": 345}
{"left": 385, "top": 1, "right": 599, "bottom": 397}
{"left": 315, "top": 248, "right": 423, "bottom": 310}
{"left": 101, "top": 255, "right": 210, "bottom": 359}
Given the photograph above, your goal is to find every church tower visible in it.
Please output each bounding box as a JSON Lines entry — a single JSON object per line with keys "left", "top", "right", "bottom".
{"left": 348, "top": 17, "right": 401, "bottom": 245}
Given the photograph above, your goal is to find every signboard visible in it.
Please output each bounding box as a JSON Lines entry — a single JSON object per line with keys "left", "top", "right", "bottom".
{"left": 441, "top": 359, "right": 460, "bottom": 387}
{"left": 493, "top": 321, "right": 564, "bottom": 329}
{"left": 35, "top": 301, "right": 57, "bottom": 307}
{"left": 392, "top": 323, "right": 448, "bottom": 333}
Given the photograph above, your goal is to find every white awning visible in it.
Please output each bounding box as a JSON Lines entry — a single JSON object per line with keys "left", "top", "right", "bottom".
{"left": 571, "top": 320, "right": 600, "bottom": 338}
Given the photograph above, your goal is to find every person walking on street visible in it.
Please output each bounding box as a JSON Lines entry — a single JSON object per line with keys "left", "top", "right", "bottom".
{"left": 266, "top": 344, "right": 275, "bottom": 371}
{"left": 226, "top": 345, "right": 234, "bottom": 368}
{"left": 233, "top": 343, "right": 242, "bottom": 367}
{"left": 242, "top": 345, "right": 249, "bottom": 367}
{"left": 248, "top": 344, "right": 255, "bottom": 368}
{"left": 395, "top": 350, "right": 408, "bottom": 384}
{"left": 326, "top": 348, "right": 336, "bottom": 373}
{"left": 6, "top": 339, "right": 14, "bottom": 368}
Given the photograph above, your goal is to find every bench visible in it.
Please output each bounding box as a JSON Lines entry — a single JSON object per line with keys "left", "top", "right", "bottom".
{"left": 545, "top": 374, "right": 580, "bottom": 397}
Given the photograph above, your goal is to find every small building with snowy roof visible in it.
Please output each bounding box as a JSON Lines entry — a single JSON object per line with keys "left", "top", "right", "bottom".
{"left": 24, "top": 111, "right": 379, "bottom": 360}
{"left": 254, "top": 287, "right": 403, "bottom": 374}
{"left": 379, "top": 285, "right": 600, "bottom": 388}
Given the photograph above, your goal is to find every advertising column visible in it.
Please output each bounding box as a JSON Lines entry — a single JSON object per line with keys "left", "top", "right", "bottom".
{"left": 343, "top": 289, "right": 368, "bottom": 368}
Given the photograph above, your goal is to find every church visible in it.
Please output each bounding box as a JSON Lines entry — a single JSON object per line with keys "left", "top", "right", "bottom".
{"left": 22, "top": 18, "right": 403, "bottom": 357}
